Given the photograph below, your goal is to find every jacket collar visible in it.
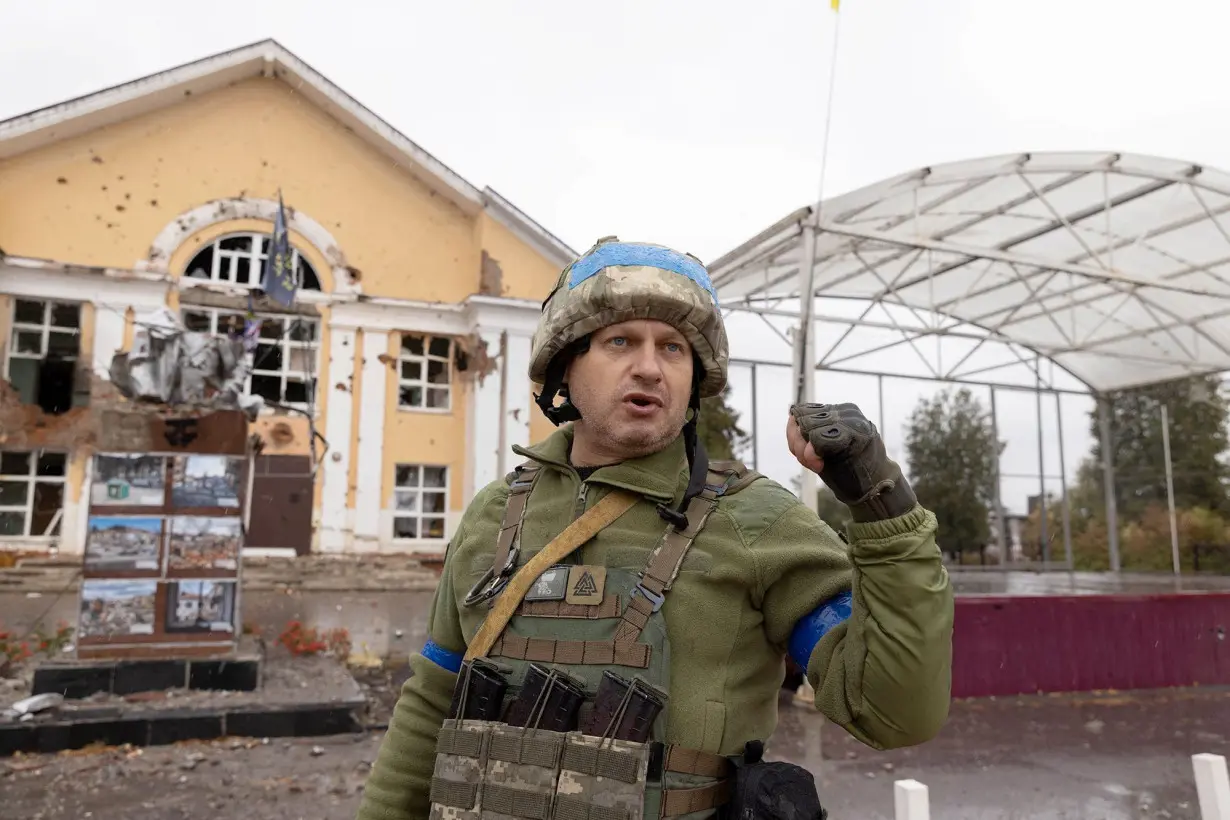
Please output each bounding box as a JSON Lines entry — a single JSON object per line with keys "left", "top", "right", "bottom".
{"left": 511, "top": 425, "right": 688, "bottom": 504}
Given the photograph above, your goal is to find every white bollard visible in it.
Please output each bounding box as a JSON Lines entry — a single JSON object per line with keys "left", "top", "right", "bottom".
{"left": 894, "top": 779, "right": 930, "bottom": 820}
{"left": 1194, "top": 753, "right": 1230, "bottom": 820}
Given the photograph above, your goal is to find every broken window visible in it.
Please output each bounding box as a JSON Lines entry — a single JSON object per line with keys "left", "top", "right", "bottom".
{"left": 397, "top": 334, "right": 454, "bottom": 411}
{"left": 180, "top": 307, "right": 319, "bottom": 409}
{"left": 184, "top": 232, "right": 323, "bottom": 291}
{"left": 4, "top": 298, "right": 82, "bottom": 413}
{"left": 392, "top": 464, "right": 448, "bottom": 540}
{"left": 0, "top": 450, "right": 67, "bottom": 538}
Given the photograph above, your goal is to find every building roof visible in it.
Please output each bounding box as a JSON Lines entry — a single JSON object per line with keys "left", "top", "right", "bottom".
{"left": 709, "top": 152, "right": 1230, "bottom": 393}
{"left": 0, "top": 39, "right": 577, "bottom": 268}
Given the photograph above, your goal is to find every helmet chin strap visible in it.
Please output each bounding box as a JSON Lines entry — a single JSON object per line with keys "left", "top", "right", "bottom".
{"left": 534, "top": 339, "right": 590, "bottom": 426}
{"left": 534, "top": 358, "right": 582, "bottom": 425}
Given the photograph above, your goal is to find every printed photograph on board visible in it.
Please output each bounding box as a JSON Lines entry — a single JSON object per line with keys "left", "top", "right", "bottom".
{"left": 168, "top": 516, "right": 241, "bottom": 571}
{"left": 91, "top": 454, "right": 167, "bottom": 507}
{"left": 78, "top": 580, "right": 157, "bottom": 638}
{"left": 171, "top": 455, "right": 242, "bottom": 508}
{"left": 165, "top": 580, "right": 237, "bottom": 633}
{"left": 84, "top": 516, "right": 163, "bottom": 572}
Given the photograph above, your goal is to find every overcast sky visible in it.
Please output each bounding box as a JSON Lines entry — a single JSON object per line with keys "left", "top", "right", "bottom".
{"left": 5, "top": 0, "right": 1228, "bottom": 521}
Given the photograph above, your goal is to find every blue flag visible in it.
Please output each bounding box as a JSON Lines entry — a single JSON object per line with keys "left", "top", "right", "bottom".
{"left": 261, "top": 193, "right": 297, "bottom": 307}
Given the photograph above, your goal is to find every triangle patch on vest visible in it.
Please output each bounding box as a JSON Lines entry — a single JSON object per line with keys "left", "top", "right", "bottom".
{"left": 565, "top": 565, "right": 606, "bottom": 605}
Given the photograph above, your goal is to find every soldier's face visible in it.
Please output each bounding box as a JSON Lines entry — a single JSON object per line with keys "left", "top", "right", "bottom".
{"left": 565, "top": 320, "right": 693, "bottom": 463}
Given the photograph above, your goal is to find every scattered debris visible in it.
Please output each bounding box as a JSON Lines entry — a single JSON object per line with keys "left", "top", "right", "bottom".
{"left": 180, "top": 752, "right": 206, "bottom": 770}
{"left": 108, "top": 307, "right": 262, "bottom": 417}
{"left": 11, "top": 693, "right": 63, "bottom": 716}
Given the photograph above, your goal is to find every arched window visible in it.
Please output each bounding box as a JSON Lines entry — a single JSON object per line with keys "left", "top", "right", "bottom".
{"left": 184, "top": 233, "right": 322, "bottom": 291}
{"left": 179, "top": 232, "right": 322, "bottom": 410}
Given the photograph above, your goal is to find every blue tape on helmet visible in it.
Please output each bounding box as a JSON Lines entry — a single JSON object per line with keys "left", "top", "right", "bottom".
{"left": 422, "top": 639, "right": 463, "bottom": 673}
{"left": 566, "top": 242, "right": 720, "bottom": 307}
{"left": 788, "top": 590, "right": 853, "bottom": 670}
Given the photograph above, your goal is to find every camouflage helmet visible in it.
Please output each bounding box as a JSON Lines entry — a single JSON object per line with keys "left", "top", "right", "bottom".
{"left": 529, "top": 237, "right": 729, "bottom": 398}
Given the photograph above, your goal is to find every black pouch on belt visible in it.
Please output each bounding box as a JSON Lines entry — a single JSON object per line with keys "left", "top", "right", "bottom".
{"left": 721, "top": 740, "right": 827, "bottom": 820}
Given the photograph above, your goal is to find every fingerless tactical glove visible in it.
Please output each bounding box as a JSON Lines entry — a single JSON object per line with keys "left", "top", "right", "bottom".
{"left": 790, "top": 402, "right": 917, "bottom": 522}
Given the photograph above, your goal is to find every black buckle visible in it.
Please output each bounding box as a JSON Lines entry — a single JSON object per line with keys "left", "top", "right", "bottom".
{"left": 631, "top": 582, "right": 664, "bottom": 613}
{"left": 462, "top": 566, "right": 509, "bottom": 606}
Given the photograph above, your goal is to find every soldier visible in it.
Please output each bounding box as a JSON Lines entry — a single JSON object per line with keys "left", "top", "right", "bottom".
{"left": 357, "top": 238, "right": 954, "bottom": 820}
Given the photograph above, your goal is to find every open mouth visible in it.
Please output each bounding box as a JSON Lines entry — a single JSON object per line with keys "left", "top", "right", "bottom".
{"left": 623, "top": 393, "right": 662, "bottom": 410}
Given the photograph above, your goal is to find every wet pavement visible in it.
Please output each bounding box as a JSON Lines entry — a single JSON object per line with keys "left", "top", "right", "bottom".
{"left": 3, "top": 559, "right": 1227, "bottom": 817}
{"left": 2, "top": 686, "right": 1225, "bottom": 819}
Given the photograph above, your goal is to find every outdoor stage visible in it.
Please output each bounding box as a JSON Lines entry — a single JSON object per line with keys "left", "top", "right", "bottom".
{"left": 948, "top": 570, "right": 1230, "bottom": 699}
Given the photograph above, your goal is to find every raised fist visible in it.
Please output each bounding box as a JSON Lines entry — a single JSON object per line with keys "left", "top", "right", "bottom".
{"left": 787, "top": 403, "right": 917, "bottom": 522}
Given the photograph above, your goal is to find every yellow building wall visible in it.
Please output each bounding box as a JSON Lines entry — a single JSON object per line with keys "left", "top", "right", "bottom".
{"left": 477, "top": 213, "right": 563, "bottom": 300}
{"left": 0, "top": 77, "right": 481, "bottom": 302}
{"left": 380, "top": 331, "right": 469, "bottom": 516}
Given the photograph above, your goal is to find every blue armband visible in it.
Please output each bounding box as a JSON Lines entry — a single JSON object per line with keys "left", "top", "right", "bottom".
{"left": 422, "top": 639, "right": 463, "bottom": 674}
{"left": 787, "top": 590, "right": 853, "bottom": 670}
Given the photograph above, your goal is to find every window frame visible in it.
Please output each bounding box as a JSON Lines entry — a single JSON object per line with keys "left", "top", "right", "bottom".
{"left": 178, "top": 305, "right": 322, "bottom": 412}
{"left": 396, "top": 333, "right": 455, "bottom": 413}
{"left": 182, "top": 232, "right": 322, "bottom": 292}
{"left": 391, "top": 463, "right": 450, "bottom": 543}
{"left": 0, "top": 449, "right": 69, "bottom": 540}
{"left": 3, "top": 297, "right": 82, "bottom": 379}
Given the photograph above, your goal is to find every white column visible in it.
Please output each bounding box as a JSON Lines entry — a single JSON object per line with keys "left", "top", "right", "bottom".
{"left": 91, "top": 305, "right": 128, "bottom": 379}
{"left": 466, "top": 328, "right": 505, "bottom": 500}
{"left": 504, "top": 331, "right": 533, "bottom": 454}
{"left": 463, "top": 297, "right": 542, "bottom": 502}
{"left": 353, "top": 329, "right": 389, "bottom": 548}
{"left": 319, "top": 326, "right": 357, "bottom": 552}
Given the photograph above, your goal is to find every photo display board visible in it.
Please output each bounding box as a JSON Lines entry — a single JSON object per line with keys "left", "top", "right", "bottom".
{"left": 77, "top": 449, "right": 248, "bottom": 659}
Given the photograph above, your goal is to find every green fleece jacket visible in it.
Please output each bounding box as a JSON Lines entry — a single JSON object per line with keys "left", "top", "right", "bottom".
{"left": 356, "top": 427, "right": 954, "bottom": 820}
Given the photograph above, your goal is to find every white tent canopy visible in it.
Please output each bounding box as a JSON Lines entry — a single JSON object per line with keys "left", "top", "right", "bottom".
{"left": 710, "top": 151, "right": 1230, "bottom": 394}
{"left": 710, "top": 151, "right": 1230, "bottom": 573}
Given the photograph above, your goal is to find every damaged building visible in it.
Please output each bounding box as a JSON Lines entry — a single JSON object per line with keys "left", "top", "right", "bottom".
{"left": 0, "top": 39, "right": 574, "bottom": 557}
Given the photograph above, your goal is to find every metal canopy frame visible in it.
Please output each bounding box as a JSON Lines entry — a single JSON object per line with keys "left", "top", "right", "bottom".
{"left": 709, "top": 151, "right": 1230, "bottom": 572}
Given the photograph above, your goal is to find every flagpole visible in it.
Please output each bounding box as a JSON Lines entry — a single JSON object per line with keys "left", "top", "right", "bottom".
{"left": 815, "top": 1, "right": 843, "bottom": 218}
{"left": 793, "top": 0, "right": 846, "bottom": 743}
